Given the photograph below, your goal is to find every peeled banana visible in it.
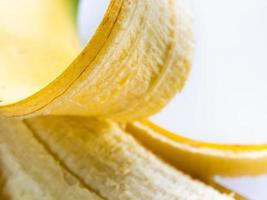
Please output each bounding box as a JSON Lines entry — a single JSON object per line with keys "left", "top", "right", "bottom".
{"left": 0, "top": 0, "right": 265, "bottom": 199}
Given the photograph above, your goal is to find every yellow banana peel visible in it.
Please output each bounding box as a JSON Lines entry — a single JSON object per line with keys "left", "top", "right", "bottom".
{"left": 0, "top": 0, "right": 265, "bottom": 199}
{"left": 0, "top": 0, "right": 192, "bottom": 121}
{"left": 128, "top": 121, "right": 267, "bottom": 178}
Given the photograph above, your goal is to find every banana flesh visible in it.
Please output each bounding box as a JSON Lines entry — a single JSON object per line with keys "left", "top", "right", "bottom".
{"left": 23, "top": 116, "right": 233, "bottom": 200}
{"left": 0, "top": 119, "right": 102, "bottom": 200}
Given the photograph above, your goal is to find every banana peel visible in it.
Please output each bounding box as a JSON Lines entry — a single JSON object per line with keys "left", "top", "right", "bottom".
{"left": 127, "top": 121, "right": 267, "bottom": 178}
{"left": 0, "top": 0, "right": 193, "bottom": 121}
{"left": 0, "top": 0, "right": 265, "bottom": 199}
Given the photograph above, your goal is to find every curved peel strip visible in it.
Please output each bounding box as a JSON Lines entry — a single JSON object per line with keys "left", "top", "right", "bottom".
{"left": 0, "top": 0, "right": 193, "bottom": 121}
{"left": 127, "top": 120, "right": 267, "bottom": 178}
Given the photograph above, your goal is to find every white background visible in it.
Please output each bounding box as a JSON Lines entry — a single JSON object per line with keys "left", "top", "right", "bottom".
{"left": 78, "top": 0, "right": 267, "bottom": 199}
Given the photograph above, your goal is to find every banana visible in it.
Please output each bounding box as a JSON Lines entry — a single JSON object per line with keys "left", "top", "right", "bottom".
{"left": 0, "top": 0, "right": 265, "bottom": 199}
{"left": 0, "top": 0, "right": 193, "bottom": 121}
{"left": 23, "top": 116, "right": 233, "bottom": 200}
{"left": 0, "top": 119, "right": 102, "bottom": 200}
{"left": 127, "top": 121, "right": 267, "bottom": 179}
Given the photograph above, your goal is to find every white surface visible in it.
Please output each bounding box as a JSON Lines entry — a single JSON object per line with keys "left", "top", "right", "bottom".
{"left": 216, "top": 175, "right": 267, "bottom": 200}
{"left": 152, "top": 0, "right": 267, "bottom": 144}
{"left": 78, "top": 0, "right": 267, "bottom": 199}
{"left": 77, "top": 0, "right": 109, "bottom": 46}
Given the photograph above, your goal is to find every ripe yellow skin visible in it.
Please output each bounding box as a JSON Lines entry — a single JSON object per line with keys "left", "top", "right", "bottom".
{"left": 128, "top": 121, "right": 267, "bottom": 179}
